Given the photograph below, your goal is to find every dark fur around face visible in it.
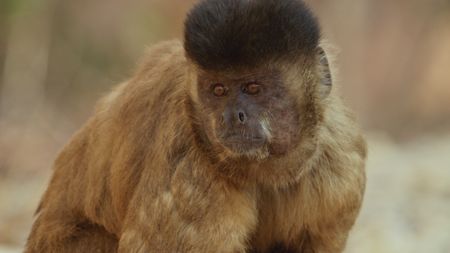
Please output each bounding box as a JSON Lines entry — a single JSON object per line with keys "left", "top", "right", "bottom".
{"left": 184, "top": 0, "right": 320, "bottom": 70}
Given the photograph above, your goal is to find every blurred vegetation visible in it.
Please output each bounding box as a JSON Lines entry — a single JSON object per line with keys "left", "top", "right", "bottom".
{"left": 0, "top": 0, "right": 450, "bottom": 252}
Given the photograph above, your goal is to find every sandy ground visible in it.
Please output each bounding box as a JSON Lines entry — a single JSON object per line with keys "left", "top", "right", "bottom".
{"left": 347, "top": 134, "right": 450, "bottom": 253}
{"left": 1, "top": 133, "right": 449, "bottom": 253}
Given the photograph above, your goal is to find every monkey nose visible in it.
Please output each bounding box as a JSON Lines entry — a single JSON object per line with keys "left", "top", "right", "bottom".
{"left": 237, "top": 111, "right": 246, "bottom": 124}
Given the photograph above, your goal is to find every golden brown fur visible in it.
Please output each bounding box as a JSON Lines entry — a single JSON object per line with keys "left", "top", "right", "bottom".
{"left": 25, "top": 40, "right": 366, "bottom": 253}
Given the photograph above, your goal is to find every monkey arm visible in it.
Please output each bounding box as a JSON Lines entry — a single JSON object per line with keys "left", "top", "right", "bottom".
{"left": 290, "top": 103, "right": 367, "bottom": 253}
{"left": 300, "top": 200, "right": 363, "bottom": 253}
{"left": 302, "top": 137, "right": 366, "bottom": 253}
{"left": 24, "top": 116, "right": 123, "bottom": 253}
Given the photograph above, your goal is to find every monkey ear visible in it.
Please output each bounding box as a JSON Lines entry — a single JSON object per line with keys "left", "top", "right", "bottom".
{"left": 317, "top": 46, "right": 332, "bottom": 98}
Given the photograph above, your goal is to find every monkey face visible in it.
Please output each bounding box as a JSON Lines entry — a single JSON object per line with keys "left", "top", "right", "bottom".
{"left": 197, "top": 68, "right": 303, "bottom": 159}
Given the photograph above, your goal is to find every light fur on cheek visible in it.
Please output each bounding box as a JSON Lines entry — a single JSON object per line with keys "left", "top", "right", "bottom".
{"left": 259, "top": 117, "right": 272, "bottom": 141}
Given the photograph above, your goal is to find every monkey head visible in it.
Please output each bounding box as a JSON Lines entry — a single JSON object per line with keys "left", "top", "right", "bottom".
{"left": 184, "top": 0, "right": 332, "bottom": 161}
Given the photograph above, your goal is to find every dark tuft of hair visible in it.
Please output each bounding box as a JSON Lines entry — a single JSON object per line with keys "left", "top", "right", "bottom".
{"left": 184, "top": 0, "right": 321, "bottom": 70}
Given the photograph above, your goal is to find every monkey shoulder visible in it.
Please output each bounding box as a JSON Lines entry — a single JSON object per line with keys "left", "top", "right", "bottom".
{"left": 314, "top": 103, "right": 366, "bottom": 207}
{"left": 62, "top": 40, "right": 193, "bottom": 190}
{"left": 135, "top": 40, "right": 187, "bottom": 79}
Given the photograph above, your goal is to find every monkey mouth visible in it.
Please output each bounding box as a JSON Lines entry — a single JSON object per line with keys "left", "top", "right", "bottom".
{"left": 220, "top": 133, "right": 266, "bottom": 152}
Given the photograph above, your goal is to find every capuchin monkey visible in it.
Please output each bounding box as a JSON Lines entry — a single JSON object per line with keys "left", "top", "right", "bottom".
{"left": 25, "top": 0, "right": 366, "bottom": 252}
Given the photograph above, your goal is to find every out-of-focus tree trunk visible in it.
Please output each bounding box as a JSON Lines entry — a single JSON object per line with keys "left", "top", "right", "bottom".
{"left": 0, "top": 0, "right": 53, "bottom": 122}
{"left": 0, "top": 1, "right": 11, "bottom": 95}
{"left": 0, "top": 0, "right": 55, "bottom": 175}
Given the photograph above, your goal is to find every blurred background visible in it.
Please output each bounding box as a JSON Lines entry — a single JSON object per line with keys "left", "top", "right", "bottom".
{"left": 0, "top": 0, "right": 449, "bottom": 252}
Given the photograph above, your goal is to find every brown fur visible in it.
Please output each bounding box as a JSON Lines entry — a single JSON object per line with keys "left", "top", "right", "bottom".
{"left": 25, "top": 40, "right": 366, "bottom": 253}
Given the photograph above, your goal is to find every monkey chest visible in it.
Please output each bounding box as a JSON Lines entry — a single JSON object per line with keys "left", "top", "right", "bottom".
{"left": 249, "top": 191, "right": 311, "bottom": 252}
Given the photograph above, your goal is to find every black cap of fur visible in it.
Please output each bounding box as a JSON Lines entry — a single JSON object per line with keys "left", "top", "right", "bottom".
{"left": 184, "top": 0, "right": 321, "bottom": 70}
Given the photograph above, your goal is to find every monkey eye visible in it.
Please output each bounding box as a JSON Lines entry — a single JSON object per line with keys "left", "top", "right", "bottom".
{"left": 212, "top": 83, "right": 227, "bottom": 97}
{"left": 242, "top": 82, "right": 261, "bottom": 95}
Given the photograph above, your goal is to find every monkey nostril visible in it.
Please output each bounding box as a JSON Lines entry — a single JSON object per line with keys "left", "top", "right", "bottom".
{"left": 238, "top": 111, "right": 246, "bottom": 123}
